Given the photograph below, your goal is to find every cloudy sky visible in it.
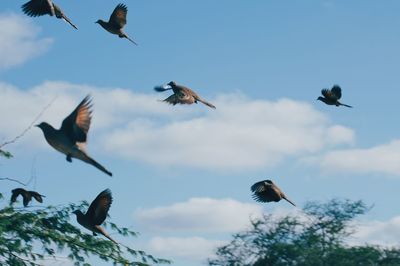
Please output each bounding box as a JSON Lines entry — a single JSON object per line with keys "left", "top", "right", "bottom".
{"left": 1, "top": 0, "right": 400, "bottom": 265}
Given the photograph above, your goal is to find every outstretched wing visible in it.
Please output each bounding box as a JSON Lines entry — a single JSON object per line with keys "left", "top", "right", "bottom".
{"left": 331, "top": 85, "right": 342, "bottom": 99}
{"left": 10, "top": 188, "right": 24, "bottom": 203}
{"left": 251, "top": 181, "right": 272, "bottom": 202}
{"left": 86, "top": 189, "right": 113, "bottom": 225}
{"left": 21, "top": 0, "right": 55, "bottom": 17}
{"left": 109, "top": 3, "right": 127, "bottom": 29}
{"left": 321, "top": 89, "right": 337, "bottom": 101}
{"left": 60, "top": 95, "right": 92, "bottom": 144}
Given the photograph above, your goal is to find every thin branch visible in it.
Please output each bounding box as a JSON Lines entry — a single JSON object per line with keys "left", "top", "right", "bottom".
{"left": 0, "top": 177, "right": 28, "bottom": 186}
{"left": 0, "top": 96, "right": 58, "bottom": 149}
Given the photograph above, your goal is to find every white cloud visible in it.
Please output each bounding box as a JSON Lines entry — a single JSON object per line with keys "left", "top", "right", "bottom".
{"left": 0, "top": 80, "right": 354, "bottom": 172}
{"left": 135, "top": 197, "right": 263, "bottom": 233}
{"left": 148, "top": 236, "right": 225, "bottom": 262}
{"left": 0, "top": 13, "right": 52, "bottom": 70}
{"left": 103, "top": 94, "right": 354, "bottom": 171}
{"left": 351, "top": 216, "right": 400, "bottom": 246}
{"left": 317, "top": 140, "right": 400, "bottom": 176}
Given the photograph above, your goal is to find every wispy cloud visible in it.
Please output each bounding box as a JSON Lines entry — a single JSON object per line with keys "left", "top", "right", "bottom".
{"left": 0, "top": 13, "right": 52, "bottom": 70}
{"left": 135, "top": 197, "right": 263, "bottom": 233}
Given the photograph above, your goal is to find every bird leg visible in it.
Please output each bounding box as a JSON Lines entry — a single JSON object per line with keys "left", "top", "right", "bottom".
{"left": 66, "top": 154, "right": 72, "bottom": 162}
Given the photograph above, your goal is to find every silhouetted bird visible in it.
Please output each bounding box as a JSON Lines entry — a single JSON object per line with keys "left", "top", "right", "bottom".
{"left": 72, "top": 189, "right": 117, "bottom": 244}
{"left": 317, "top": 85, "right": 352, "bottom": 108}
{"left": 96, "top": 3, "right": 137, "bottom": 45}
{"left": 10, "top": 188, "right": 45, "bottom": 207}
{"left": 36, "top": 95, "right": 112, "bottom": 176}
{"left": 154, "top": 81, "right": 216, "bottom": 109}
{"left": 21, "top": 0, "right": 77, "bottom": 29}
{"left": 251, "top": 180, "right": 296, "bottom": 206}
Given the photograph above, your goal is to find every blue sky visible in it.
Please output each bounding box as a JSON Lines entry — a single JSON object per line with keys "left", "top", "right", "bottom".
{"left": 1, "top": 0, "right": 400, "bottom": 265}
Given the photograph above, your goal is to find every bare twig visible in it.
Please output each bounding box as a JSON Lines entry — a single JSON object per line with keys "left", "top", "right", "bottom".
{"left": 0, "top": 96, "right": 58, "bottom": 149}
{"left": 0, "top": 177, "right": 28, "bottom": 186}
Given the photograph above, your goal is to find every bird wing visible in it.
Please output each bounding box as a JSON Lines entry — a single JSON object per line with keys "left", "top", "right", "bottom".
{"left": 21, "top": 0, "right": 55, "bottom": 17}
{"left": 321, "top": 89, "right": 338, "bottom": 101}
{"left": 86, "top": 189, "right": 113, "bottom": 225}
{"left": 10, "top": 188, "right": 24, "bottom": 203}
{"left": 109, "top": 3, "right": 128, "bottom": 29}
{"left": 60, "top": 95, "right": 92, "bottom": 144}
{"left": 251, "top": 181, "right": 274, "bottom": 202}
{"left": 331, "top": 85, "right": 342, "bottom": 100}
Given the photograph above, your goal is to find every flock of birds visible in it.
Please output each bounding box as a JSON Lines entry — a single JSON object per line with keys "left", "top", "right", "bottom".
{"left": 8, "top": 0, "right": 354, "bottom": 245}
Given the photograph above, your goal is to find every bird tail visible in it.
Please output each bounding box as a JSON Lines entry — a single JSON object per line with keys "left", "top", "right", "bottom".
{"left": 79, "top": 153, "right": 112, "bottom": 176}
{"left": 97, "top": 226, "right": 119, "bottom": 244}
{"left": 62, "top": 15, "right": 78, "bottom": 30}
{"left": 197, "top": 98, "right": 216, "bottom": 109}
{"left": 124, "top": 34, "right": 138, "bottom": 45}
{"left": 340, "top": 103, "right": 353, "bottom": 108}
{"left": 154, "top": 86, "right": 172, "bottom": 92}
{"left": 283, "top": 196, "right": 296, "bottom": 207}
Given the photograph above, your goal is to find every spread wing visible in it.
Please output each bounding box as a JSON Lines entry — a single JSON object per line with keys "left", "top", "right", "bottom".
{"left": 86, "top": 189, "right": 113, "bottom": 225}
{"left": 109, "top": 3, "right": 127, "bottom": 29}
{"left": 60, "top": 95, "right": 92, "bottom": 144}
{"left": 251, "top": 181, "right": 280, "bottom": 203}
{"left": 321, "top": 89, "right": 338, "bottom": 101}
{"left": 10, "top": 188, "right": 24, "bottom": 203}
{"left": 21, "top": 0, "right": 55, "bottom": 17}
{"left": 331, "top": 85, "right": 342, "bottom": 99}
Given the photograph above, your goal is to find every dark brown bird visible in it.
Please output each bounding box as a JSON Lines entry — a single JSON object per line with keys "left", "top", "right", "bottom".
{"left": 96, "top": 3, "right": 137, "bottom": 45}
{"left": 317, "top": 85, "right": 352, "bottom": 108}
{"left": 36, "top": 95, "right": 112, "bottom": 176}
{"left": 72, "top": 189, "right": 117, "bottom": 244}
{"left": 154, "top": 81, "right": 216, "bottom": 109}
{"left": 21, "top": 0, "right": 78, "bottom": 29}
{"left": 10, "top": 188, "right": 45, "bottom": 207}
{"left": 251, "top": 180, "right": 296, "bottom": 206}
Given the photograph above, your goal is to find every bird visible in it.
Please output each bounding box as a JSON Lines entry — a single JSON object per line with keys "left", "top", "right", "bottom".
{"left": 10, "top": 188, "right": 45, "bottom": 207}
{"left": 36, "top": 95, "right": 112, "bottom": 176}
{"left": 317, "top": 85, "right": 352, "bottom": 108}
{"left": 72, "top": 189, "right": 117, "bottom": 244}
{"left": 21, "top": 0, "right": 78, "bottom": 30}
{"left": 96, "top": 3, "right": 137, "bottom": 45}
{"left": 251, "top": 179, "right": 296, "bottom": 206}
{"left": 154, "top": 81, "right": 216, "bottom": 109}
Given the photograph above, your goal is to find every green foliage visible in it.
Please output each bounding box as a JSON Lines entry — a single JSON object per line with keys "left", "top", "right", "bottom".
{"left": 0, "top": 195, "right": 170, "bottom": 265}
{"left": 208, "top": 199, "right": 400, "bottom": 266}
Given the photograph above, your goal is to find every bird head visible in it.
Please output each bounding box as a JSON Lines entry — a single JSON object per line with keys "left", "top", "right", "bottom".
{"left": 317, "top": 96, "right": 324, "bottom": 101}
{"left": 35, "top": 122, "right": 52, "bottom": 132}
{"left": 72, "top": 210, "right": 83, "bottom": 217}
{"left": 167, "top": 81, "right": 176, "bottom": 87}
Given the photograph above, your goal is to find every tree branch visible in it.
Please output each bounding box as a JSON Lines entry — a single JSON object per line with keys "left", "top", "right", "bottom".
{"left": 0, "top": 96, "right": 57, "bottom": 149}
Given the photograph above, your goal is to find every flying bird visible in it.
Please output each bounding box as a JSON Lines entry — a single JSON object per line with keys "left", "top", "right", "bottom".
{"left": 36, "top": 95, "right": 112, "bottom": 176}
{"left": 317, "top": 85, "right": 352, "bottom": 108}
{"left": 154, "top": 81, "right": 216, "bottom": 109}
{"left": 251, "top": 180, "right": 296, "bottom": 206}
{"left": 10, "top": 188, "right": 45, "bottom": 207}
{"left": 21, "top": 0, "right": 78, "bottom": 29}
{"left": 96, "top": 3, "right": 137, "bottom": 45}
{"left": 72, "top": 189, "right": 117, "bottom": 244}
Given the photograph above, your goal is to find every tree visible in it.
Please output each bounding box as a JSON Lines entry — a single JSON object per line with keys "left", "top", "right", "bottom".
{"left": 208, "top": 199, "right": 400, "bottom": 266}
{"left": 0, "top": 151, "right": 170, "bottom": 266}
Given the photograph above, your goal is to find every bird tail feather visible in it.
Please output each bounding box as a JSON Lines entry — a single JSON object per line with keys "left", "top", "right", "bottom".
{"left": 79, "top": 153, "right": 112, "bottom": 176}
{"left": 124, "top": 34, "right": 137, "bottom": 45}
{"left": 62, "top": 15, "right": 78, "bottom": 30}
{"left": 340, "top": 103, "right": 353, "bottom": 108}
{"left": 197, "top": 98, "right": 216, "bottom": 109}
{"left": 283, "top": 196, "right": 296, "bottom": 207}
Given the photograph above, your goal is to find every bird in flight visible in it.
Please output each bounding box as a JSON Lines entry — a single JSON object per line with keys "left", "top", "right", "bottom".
{"left": 10, "top": 188, "right": 45, "bottom": 207}
{"left": 317, "top": 85, "right": 352, "bottom": 108}
{"left": 154, "top": 81, "right": 216, "bottom": 109}
{"left": 36, "top": 95, "right": 112, "bottom": 176}
{"left": 251, "top": 179, "right": 296, "bottom": 206}
{"left": 72, "top": 189, "right": 117, "bottom": 244}
{"left": 21, "top": 0, "right": 78, "bottom": 29}
{"left": 96, "top": 3, "right": 137, "bottom": 45}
